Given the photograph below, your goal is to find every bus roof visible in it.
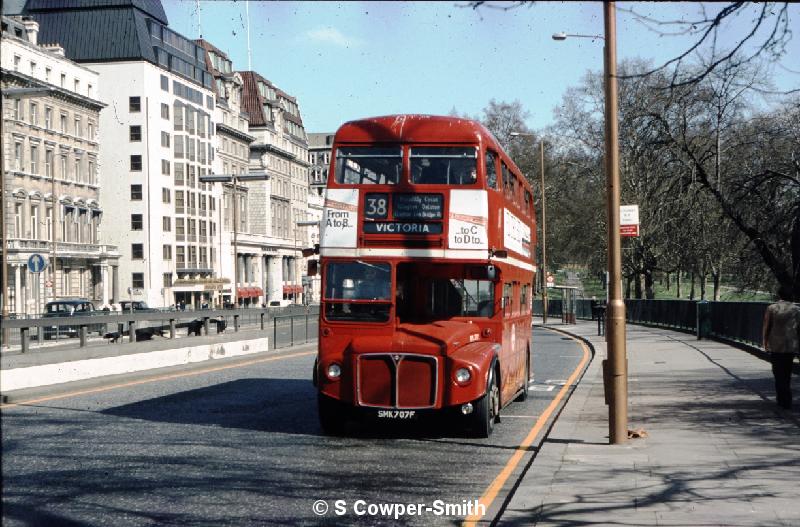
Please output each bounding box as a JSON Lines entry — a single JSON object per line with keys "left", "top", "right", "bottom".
{"left": 336, "top": 113, "right": 502, "bottom": 147}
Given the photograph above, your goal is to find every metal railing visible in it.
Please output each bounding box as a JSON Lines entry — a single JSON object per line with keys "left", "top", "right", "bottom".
{"left": 1, "top": 304, "right": 320, "bottom": 353}
{"left": 567, "top": 298, "right": 772, "bottom": 350}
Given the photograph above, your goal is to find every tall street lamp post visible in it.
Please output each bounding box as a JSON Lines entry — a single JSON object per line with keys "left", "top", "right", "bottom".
{"left": 199, "top": 172, "right": 268, "bottom": 307}
{"left": 510, "top": 132, "right": 548, "bottom": 325}
{"left": 554, "top": 1, "right": 628, "bottom": 444}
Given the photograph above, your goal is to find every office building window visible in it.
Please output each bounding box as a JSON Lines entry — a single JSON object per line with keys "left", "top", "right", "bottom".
{"left": 162, "top": 188, "right": 171, "bottom": 203}
{"left": 161, "top": 159, "right": 170, "bottom": 176}
{"left": 161, "top": 131, "right": 170, "bottom": 148}
{"left": 29, "top": 145, "right": 38, "bottom": 174}
{"left": 161, "top": 75, "right": 169, "bottom": 91}
{"left": 163, "top": 272, "right": 172, "bottom": 287}
{"left": 130, "top": 184, "right": 143, "bottom": 200}
{"left": 163, "top": 245, "right": 172, "bottom": 260}
{"left": 129, "top": 96, "right": 141, "bottom": 112}
{"left": 131, "top": 243, "right": 144, "bottom": 259}
{"left": 130, "top": 155, "right": 142, "bottom": 171}
{"left": 130, "top": 125, "right": 142, "bottom": 142}
{"left": 161, "top": 103, "right": 169, "bottom": 119}
{"left": 131, "top": 214, "right": 143, "bottom": 230}
{"left": 45, "top": 150, "right": 53, "bottom": 177}
{"left": 163, "top": 216, "right": 171, "bottom": 231}
{"left": 131, "top": 273, "right": 145, "bottom": 288}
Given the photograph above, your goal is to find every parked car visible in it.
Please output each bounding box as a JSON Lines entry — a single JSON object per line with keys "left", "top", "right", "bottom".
{"left": 119, "top": 300, "right": 157, "bottom": 312}
{"left": 268, "top": 300, "right": 292, "bottom": 307}
{"left": 42, "top": 299, "right": 105, "bottom": 339}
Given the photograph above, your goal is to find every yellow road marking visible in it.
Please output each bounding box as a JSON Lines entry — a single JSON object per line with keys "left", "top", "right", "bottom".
{"left": 1, "top": 350, "right": 316, "bottom": 410}
{"left": 463, "top": 330, "right": 591, "bottom": 526}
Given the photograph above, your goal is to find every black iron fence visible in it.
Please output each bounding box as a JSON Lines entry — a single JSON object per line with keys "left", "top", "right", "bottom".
{"left": 535, "top": 297, "right": 772, "bottom": 350}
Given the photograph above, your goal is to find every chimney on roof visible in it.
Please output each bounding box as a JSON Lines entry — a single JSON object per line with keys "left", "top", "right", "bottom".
{"left": 21, "top": 18, "right": 39, "bottom": 45}
{"left": 42, "top": 43, "right": 65, "bottom": 57}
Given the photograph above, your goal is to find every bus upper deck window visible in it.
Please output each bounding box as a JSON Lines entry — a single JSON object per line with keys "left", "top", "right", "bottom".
{"left": 334, "top": 146, "right": 401, "bottom": 185}
{"left": 485, "top": 150, "right": 498, "bottom": 189}
{"left": 411, "top": 147, "right": 478, "bottom": 185}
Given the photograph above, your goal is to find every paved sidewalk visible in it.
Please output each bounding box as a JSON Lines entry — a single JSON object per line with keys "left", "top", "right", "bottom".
{"left": 500, "top": 321, "right": 800, "bottom": 526}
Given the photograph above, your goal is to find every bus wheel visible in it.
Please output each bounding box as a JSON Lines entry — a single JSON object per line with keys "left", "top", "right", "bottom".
{"left": 471, "top": 367, "right": 499, "bottom": 438}
{"left": 318, "top": 393, "right": 347, "bottom": 436}
{"left": 516, "top": 353, "right": 530, "bottom": 402}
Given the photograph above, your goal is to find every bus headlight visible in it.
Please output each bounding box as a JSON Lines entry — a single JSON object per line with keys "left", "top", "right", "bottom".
{"left": 326, "top": 363, "right": 342, "bottom": 380}
{"left": 455, "top": 367, "right": 471, "bottom": 384}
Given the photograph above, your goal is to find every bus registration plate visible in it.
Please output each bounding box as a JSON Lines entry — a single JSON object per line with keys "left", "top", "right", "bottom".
{"left": 377, "top": 410, "right": 417, "bottom": 419}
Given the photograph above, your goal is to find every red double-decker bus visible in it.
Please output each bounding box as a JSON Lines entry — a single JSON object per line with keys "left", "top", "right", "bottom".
{"left": 313, "top": 115, "right": 537, "bottom": 437}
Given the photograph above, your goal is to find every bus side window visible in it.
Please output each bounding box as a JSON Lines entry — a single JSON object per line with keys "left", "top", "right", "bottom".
{"left": 485, "top": 150, "right": 498, "bottom": 190}
{"left": 502, "top": 163, "right": 512, "bottom": 199}
{"left": 503, "top": 283, "right": 512, "bottom": 317}
{"left": 521, "top": 284, "right": 528, "bottom": 313}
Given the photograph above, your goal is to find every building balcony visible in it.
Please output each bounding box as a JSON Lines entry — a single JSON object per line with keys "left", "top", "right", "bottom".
{"left": 7, "top": 238, "right": 119, "bottom": 258}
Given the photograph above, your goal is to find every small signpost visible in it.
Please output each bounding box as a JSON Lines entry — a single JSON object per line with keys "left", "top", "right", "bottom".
{"left": 620, "top": 205, "right": 640, "bottom": 237}
{"left": 546, "top": 273, "right": 555, "bottom": 288}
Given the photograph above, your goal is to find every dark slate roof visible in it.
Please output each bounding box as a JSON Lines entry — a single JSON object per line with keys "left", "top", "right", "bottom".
{"left": 24, "top": 0, "right": 167, "bottom": 24}
{"left": 24, "top": 7, "right": 156, "bottom": 63}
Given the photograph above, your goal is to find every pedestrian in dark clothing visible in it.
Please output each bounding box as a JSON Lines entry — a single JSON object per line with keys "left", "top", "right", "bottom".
{"left": 762, "top": 285, "right": 800, "bottom": 410}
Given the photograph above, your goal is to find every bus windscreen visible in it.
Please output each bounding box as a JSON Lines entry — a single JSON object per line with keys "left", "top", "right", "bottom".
{"left": 335, "top": 147, "right": 401, "bottom": 185}
{"left": 410, "top": 147, "right": 477, "bottom": 185}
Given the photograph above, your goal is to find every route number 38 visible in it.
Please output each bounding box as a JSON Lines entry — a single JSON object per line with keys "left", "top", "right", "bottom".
{"left": 365, "top": 193, "right": 388, "bottom": 218}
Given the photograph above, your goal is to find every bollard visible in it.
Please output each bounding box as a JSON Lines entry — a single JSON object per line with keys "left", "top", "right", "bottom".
{"left": 20, "top": 327, "right": 29, "bottom": 353}
{"left": 169, "top": 319, "right": 176, "bottom": 339}
{"left": 80, "top": 325, "right": 88, "bottom": 348}
{"left": 291, "top": 316, "right": 294, "bottom": 346}
{"left": 305, "top": 314, "right": 309, "bottom": 344}
{"left": 129, "top": 321, "right": 137, "bottom": 343}
{"left": 260, "top": 312, "right": 265, "bottom": 330}
{"left": 203, "top": 317, "right": 210, "bottom": 336}
{"left": 234, "top": 314, "right": 239, "bottom": 332}
{"left": 273, "top": 317, "right": 278, "bottom": 349}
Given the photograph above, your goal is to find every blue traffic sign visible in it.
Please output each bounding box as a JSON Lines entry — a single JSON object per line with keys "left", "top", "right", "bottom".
{"left": 27, "top": 253, "right": 47, "bottom": 273}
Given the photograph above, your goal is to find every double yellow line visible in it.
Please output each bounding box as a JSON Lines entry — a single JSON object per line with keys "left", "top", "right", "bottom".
{"left": 0, "top": 350, "right": 316, "bottom": 410}
{"left": 464, "top": 330, "right": 591, "bottom": 526}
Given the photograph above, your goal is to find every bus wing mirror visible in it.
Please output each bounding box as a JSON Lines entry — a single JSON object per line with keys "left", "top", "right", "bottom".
{"left": 302, "top": 245, "right": 319, "bottom": 257}
{"left": 307, "top": 260, "right": 319, "bottom": 277}
{"left": 486, "top": 265, "right": 496, "bottom": 281}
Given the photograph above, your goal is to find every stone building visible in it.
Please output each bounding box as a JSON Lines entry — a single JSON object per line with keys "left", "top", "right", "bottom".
{"left": 1, "top": 15, "right": 119, "bottom": 314}
{"left": 240, "top": 71, "right": 313, "bottom": 304}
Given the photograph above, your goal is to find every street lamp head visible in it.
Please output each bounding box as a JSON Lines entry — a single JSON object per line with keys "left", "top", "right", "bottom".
{"left": 552, "top": 32, "right": 567, "bottom": 41}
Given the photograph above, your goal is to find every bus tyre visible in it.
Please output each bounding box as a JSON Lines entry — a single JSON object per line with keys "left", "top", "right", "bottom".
{"left": 516, "top": 351, "right": 531, "bottom": 402}
{"left": 471, "top": 367, "right": 499, "bottom": 438}
{"left": 318, "top": 393, "right": 346, "bottom": 436}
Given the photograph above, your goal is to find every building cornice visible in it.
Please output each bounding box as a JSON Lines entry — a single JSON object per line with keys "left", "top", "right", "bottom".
{"left": 1, "top": 68, "right": 106, "bottom": 111}
{"left": 215, "top": 122, "right": 255, "bottom": 143}
{"left": 250, "top": 142, "right": 296, "bottom": 160}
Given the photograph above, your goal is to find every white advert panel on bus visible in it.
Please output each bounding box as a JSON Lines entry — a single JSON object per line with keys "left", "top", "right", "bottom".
{"left": 448, "top": 190, "right": 488, "bottom": 250}
{"left": 321, "top": 188, "right": 359, "bottom": 248}
{"left": 504, "top": 209, "right": 531, "bottom": 258}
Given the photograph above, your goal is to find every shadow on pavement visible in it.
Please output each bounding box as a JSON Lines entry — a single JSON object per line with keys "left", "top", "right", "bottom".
{"left": 100, "top": 378, "right": 503, "bottom": 441}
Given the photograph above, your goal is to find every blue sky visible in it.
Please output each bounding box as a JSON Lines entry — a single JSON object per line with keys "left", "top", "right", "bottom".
{"left": 163, "top": 1, "right": 799, "bottom": 133}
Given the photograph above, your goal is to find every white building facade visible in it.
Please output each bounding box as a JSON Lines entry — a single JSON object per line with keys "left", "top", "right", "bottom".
{"left": 21, "top": 1, "right": 221, "bottom": 308}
